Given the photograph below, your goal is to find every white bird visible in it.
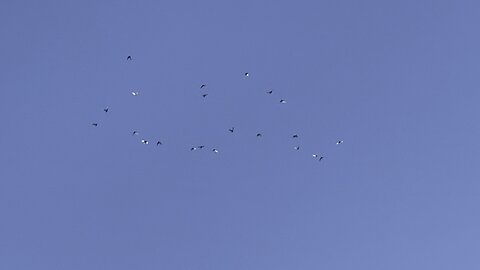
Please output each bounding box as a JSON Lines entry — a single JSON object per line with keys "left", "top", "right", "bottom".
{"left": 132, "top": 91, "right": 139, "bottom": 96}
{"left": 280, "top": 99, "right": 287, "bottom": 104}
{"left": 191, "top": 147, "right": 198, "bottom": 151}
{"left": 336, "top": 140, "right": 344, "bottom": 145}
{"left": 212, "top": 148, "right": 219, "bottom": 153}
{"left": 244, "top": 72, "right": 249, "bottom": 77}
{"left": 141, "top": 139, "right": 149, "bottom": 145}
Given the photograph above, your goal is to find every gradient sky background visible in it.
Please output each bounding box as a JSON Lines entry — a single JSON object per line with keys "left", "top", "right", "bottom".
{"left": 1, "top": 0, "right": 480, "bottom": 269}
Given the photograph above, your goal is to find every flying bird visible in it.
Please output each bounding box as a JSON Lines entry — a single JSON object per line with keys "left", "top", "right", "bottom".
{"left": 319, "top": 156, "right": 324, "bottom": 161}
{"left": 336, "top": 140, "right": 344, "bottom": 145}
{"left": 202, "top": 93, "right": 208, "bottom": 98}
{"left": 312, "top": 154, "right": 324, "bottom": 161}
{"left": 244, "top": 72, "right": 249, "bottom": 77}
{"left": 156, "top": 141, "right": 162, "bottom": 146}
{"left": 141, "top": 139, "right": 149, "bottom": 145}
{"left": 212, "top": 148, "right": 219, "bottom": 153}
{"left": 200, "top": 84, "right": 206, "bottom": 88}
{"left": 266, "top": 90, "right": 273, "bottom": 94}
{"left": 127, "top": 55, "right": 132, "bottom": 60}
{"left": 191, "top": 147, "right": 198, "bottom": 151}
{"left": 294, "top": 146, "right": 300, "bottom": 150}
{"left": 228, "top": 127, "right": 235, "bottom": 133}
{"left": 132, "top": 91, "right": 139, "bottom": 96}
{"left": 293, "top": 134, "right": 299, "bottom": 138}
{"left": 104, "top": 107, "right": 109, "bottom": 113}
{"left": 280, "top": 99, "right": 287, "bottom": 104}
{"left": 198, "top": 145, "right": 205, "bottom": 149}
{"left": 132, "top": 131, "right": 139, "bottom": 135}
{"left": 256, "top": 133, "right": 262, "bottom": 137}
{"left": 91, "top": 123, "right": 98, "bottom": 127}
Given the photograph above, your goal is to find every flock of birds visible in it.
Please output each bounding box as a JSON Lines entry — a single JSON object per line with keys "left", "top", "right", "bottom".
{"left": 91, "top": 55, "right": 344, "bottom": 162}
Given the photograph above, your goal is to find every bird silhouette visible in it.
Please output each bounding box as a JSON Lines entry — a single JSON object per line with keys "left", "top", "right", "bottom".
{"left": 156, "top": 141, "right": 162, "bottom": 146}
{"left": 244, "top": 72, "right": 249, "bottom": 77}
{"left": 336, "top": 140, "right": 344, "bottom": 145}
{"left": 266, "top": 90, "right": 273, "bottom": 94}
{"left": 127, "top": 55, "right": 132, "bottom": 60}
{"left": 212, "top": 148, "right": 219, "bottom": 153}
{"left": 200, "top": 84, "right": 206, "bottom": 88}
{"left": 141, "top": 139, "right": 149, "bottom": 145}
{"left": 132, "top": 91, "right": 139, "bottom": 96}
{"left": 256, "top": 133, "right": 262, "bottom": 137}
{"left": 202, "top": 94, "right": 208, "bottom": 98}
{"left": 104, "top": 107, "right": 109, "bottom": 113}
{"left": 91, "top": 123, "right": 98, "bottom": 127}
{"left": 294, "top": 146, "right": 300, "bottom": 150}
{"left": 293, "top": 134, "right": 298, "bottom": 138}
{"left": 280, "top": 99, "right": 287, "bottom": 104}
{"left": 132, "top": 131, "right": 139, "bottom": 135}
{"left": 229, "top": 127, "right": 234, "bottom": 133}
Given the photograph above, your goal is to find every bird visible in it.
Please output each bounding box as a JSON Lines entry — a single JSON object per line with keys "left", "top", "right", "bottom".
{"left": 132, "top": 131, "right": 139, "bottom": 135}
{"left": 256, "top": 133, "right": 262, "bottom": 137}
{"left": 266, "top": 90, "right": 273, "bottom": 94}
{"left": 127, "top": 55, "right": 132, "bottom": 60}
{"left": 156, "top": 141, "right": 162, "bottom": 146}
{"left": 292, "top": 134, "right": 299, "bottom": 138}
{"left": 319, "top": 156, "right": 324, "bottom": 161}
{"left": 191, "top": 147, "right": 198, "bottom": 151}
{"left": 228, "top": 127, "right": 234, "bottom": 133}
{"left": 202, "top": 93, "right": 208, "bottom": 98}
{"left": 91, "top": 123, "right": 98, "bottom": 127}
{"left": 336, "top": 140, "right": 344, "bottom": 145}
{"left": 132, "top": 91, "right": 139, "bottom": 96}
{"left": 200, "top": 84, "right": 206, "bottom": 89}
{"left": 294, "top": 146, "right": 300, "bottom": 150}
{"left": 198, "top": 145, "right": 205, "bottom": 149}
{"left": 212, "top": 148, "right": 219, "bottom": 153}
{"left": 280, "top": 99, "right": 287, "bottom": 104}
{"left": 312, "top": 154, "right": 324, "bottom": 161}
{"left": 103, "top": 107, "right": 109, "bottom": 113}
{"left": 244, "top": 72, "right": 249, "bottom": 77}
{"left": 141, "top": 139, "right": 149, "bottom": 145}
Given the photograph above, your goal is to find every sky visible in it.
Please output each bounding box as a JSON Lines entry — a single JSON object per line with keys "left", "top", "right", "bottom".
{"left": 1, "top": 0, "right": 480, "bottom": 269}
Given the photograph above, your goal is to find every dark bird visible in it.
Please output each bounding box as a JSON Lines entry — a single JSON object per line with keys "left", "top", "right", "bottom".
{"left": 336, "top": 140, "right": 344, "bottom": 145}
{"left": 256, "top": 133, "right": 262, "bottom": 137}
{"left": 127, "top": 55, "right": 132, "bottom": 60}
{"left": 319, "top": 156, "right": 324, "bottom": 161}
{"left": 198, "top": 145, "right": 205, "bottom": 149}
{"left": 228, "top": 127, "right": 235, "bottom": 133}
{"left": 132, "top": 131, "right": 139, "bottom": 135}
{"left": 212, "top": 148, "right": 219, "bottom": 153}
{"left": 244, "top": 72, "right": 249, "bottom": 77}
{"left": 91, "top": 123, "right": 98, "bottom": 127}
{"left": 104, "top": 107, "right": 109, "bottom": 113}
{"left": 191, "top": 147, "right": 198, "bottom": 151}
{"left": 280, "top": 99, "right": 287, "bottom": 104}
{"left": 202, "top": 93, "right": 208, "bottom": 98}
{"left": 156, "top": 141, "right": 162, "bottom": 146}
{"left": 200, "top": 84, "right": 206, "bottom": 88}
{"left": 312, "top": 154, "right": 324, "bottom": 161}
{"left": 294, "top": 146, "right": 300, "bottom": 150}
{"left": 293, "top": 134, "right": 299, "bottom": 138}
{"left": 266, "top": 90, "right": 273, "bottom": 94}
{"left": 141, "top": 139, "right": 149, "bottom": 145}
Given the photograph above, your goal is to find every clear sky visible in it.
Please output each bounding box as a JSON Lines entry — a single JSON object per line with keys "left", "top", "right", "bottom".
{"left": 1, "top": 0, "right": 480, "bottom": 269}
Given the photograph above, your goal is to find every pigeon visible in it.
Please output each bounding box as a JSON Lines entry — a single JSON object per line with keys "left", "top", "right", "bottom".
{"left": 294, "top": 146, "right": 300, "bottom": 150}
{"left": 280, "top": 99, "right": 287, "bottom": 104}
{"left": 132, "top": 131, "right": 139, "bottom": 135}
{"left": 228, "top": 127, "right": 235, "bottom": 133}
{"left": 141, "top": 139, "right": 149, "bottom": 145}
{"left": 266, "top": 90, "right": 273, "bottom": 94}
{"left": 156, "top": 141, "right": 162, "bottom": 146}
{"left": 293, "top": 134, "right": 299, "bottom": 138}
{"left": 104, "top": 107, "right": 109, "bottom": 113}
{"left": 127, "top": 55, "right": 132, "bottom": 60}
{"left": 202, "top": 94, "right": 208, "bottom": 98}
{"left": 256, "top": 133, "right": 262, "bottom": 137}
{"left": 132, "top": 91, "right": 139, "bottom": 96}
{"left": 212, "top": 148, "right": 219, "bottom": 153}
{"left": 336, "top": 140, "right": 344, "bottom": 145}
{"left": 91, "top": 123, "right": 98, "bottom": 127}
{"left": 244, "top": 72, "right": 249, "bottom": 77}
{"left": 200, "top": 84, "right": 206, "bottom": 89}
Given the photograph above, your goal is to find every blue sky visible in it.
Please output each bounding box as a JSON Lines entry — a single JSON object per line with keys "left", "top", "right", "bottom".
{"left": 1, "top": 0, "right": 480, "bottom": 269}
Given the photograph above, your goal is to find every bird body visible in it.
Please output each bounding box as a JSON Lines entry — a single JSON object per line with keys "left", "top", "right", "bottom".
{"left": 200, "top": 84, "right": 206, "bottom": 88}
{"left": 132, "top": 91, "right": 139, "bottom": 96}
{"left": 229, "top": 127, "right": 234, "bottom": 133}
{"left": 266, "top": 90, "right": 273, "bottom": 94}
{"left": 280, "top": 99, "right": 287, "bottom": 103}
{"left": 141, "top": 139, "right": 149, "bottom": 145}
{"left": 336, "top": 140, "right": 344, "bottom": 145}
{"left": 92, "top": 123, "right": 98, "bottom": 127}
